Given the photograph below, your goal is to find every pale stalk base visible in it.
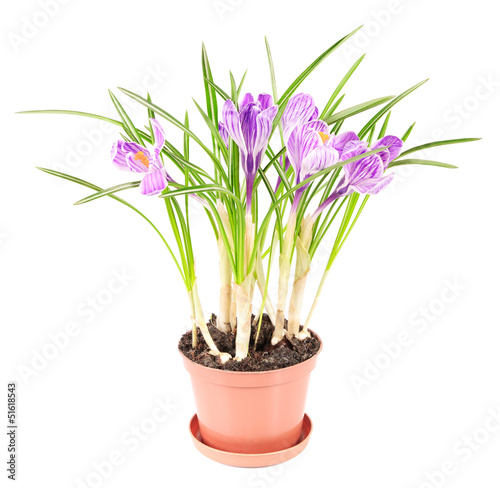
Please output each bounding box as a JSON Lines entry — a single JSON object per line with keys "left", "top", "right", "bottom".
{"left": 254, "top": 252, "right": 276, "bottom": 325}
{"left": 287, "top": 216, "right": 314, "bottom": 337}
{"left": 191, "top": 282, "right": 232, "bottom": 362}
{"left": 217, "top": 235, "right": 232, "bottom": 334}
{"left": 217, "top": 284, "right": 232, "bottom": 334}
{"left": 271, "top": 213, "right": 296, "bottom": 345}
{"left": 234, "top": 276, "right": 253, "bottom": 361}
{"left": 300, "top": 268, "right": 330, "bottom": 341}
{"left": 230, "top": 287, "right": 237, "bottom": 333}
{"left": 287, "top": 271, "right": 309, "bottom": 337}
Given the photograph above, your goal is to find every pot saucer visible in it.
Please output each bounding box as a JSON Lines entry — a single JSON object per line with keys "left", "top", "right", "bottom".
{"left": 189, "top": 413, "right": 313, "bottom": 468}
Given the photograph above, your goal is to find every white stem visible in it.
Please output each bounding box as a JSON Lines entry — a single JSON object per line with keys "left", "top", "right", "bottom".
{"left": 287, "top": 215, "right": 314, "bottom": 337}
{"left": 272, "top": 212, "right": 297, "bottom": 345}
{"left": 299, "top": 268, "right": 330, "bottom": 340}
{"left": 234, "top": 274, "right": 253, "bottom": 360}
{"left": 217, "top": 237, "right": 232, "bottom": 333}
{"left": 192, "top": 281, "right": 231, "bottom": 363}
{"left": 254, "top": 252, "right": 276, "bottom": 325}
{"left": 230, "top": 286, "right": 237, "bottom": 332}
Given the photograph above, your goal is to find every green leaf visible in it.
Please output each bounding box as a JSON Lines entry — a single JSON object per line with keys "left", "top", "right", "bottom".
{"left": 320, "top": 54, "right": 365, "bottom": 119}
{"left": 108, "top": 90, "right": 143, "bottom": 144}
{"left": 18, "top": 110, "right": 121, "bottom": 126}
{"left": 272, "top": 26, "right": 363, "bottom": 132}
{"left": 201, "top": 43, "right": 219, "bottom": 153}
{"left": 229, "top": 71, "right": 238, "bottom": 104}
{"left": 397, "top": 138, "right": 481, "bottom": 159}
{"left": 35, "top": 167, "right": 186, "bottom": 283}
{"left": 277, "top": 26, "right": 362, "bottom": 106}
{"left": 74, "top": 182, "right": 141, "bottom": 205}
{"left": 326, "top": 93, "right": 345, "bottom": 118}
{"left": 388, "top": 159, "right": 458, "bottom": 169}
{"left": 378, "top": 111, "right": 391, "bottom": 139}
{"left": 192, "top": 98, "right": 229, "bottom": 162}
{"left": 237, "top": 70, "right": 248, "bottom": 98}
{"left": 265, "top": 37, "right": 279, "bottom": 103}
{"left": 324, "top": 96, "right": 394, "bottom": 125}
{"left": 359, "top": 79, "right": 428, "bottom": 138}
{"left": 204, "top": 77, "right": 231, "bottom": 100}
{"left": 184, "top": 111, "right": 190, "bottom": 160}
{"left": 160, "top": 184, "right": 244, "bottom": 210}
{"left": 201, "top": 43, "right": 218, "bottom": 125}
{"left": 402, "top": 122, "right": 416, "bottom": 142}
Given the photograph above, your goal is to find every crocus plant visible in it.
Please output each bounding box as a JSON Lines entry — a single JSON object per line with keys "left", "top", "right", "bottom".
{"left": 25, "top": 30, "right": 478, "bottom": 364}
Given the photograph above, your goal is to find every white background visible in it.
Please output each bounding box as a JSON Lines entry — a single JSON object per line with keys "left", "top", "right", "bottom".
{"left": 2, "top": 1, "right": 499, "bottom": 487}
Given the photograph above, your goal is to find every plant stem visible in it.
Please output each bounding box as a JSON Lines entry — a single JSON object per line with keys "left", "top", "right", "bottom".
{"left": 287, "top": 215, "right": 314, "bottom": 336}
{"left": 272, "top": 211, "right": 297, "bottom": 345}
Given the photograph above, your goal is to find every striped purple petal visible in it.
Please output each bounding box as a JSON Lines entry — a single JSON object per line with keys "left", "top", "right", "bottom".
{"left": 330, "top": 131, "right": 359, "bottom": 152}
{"left": 240, "top": 93, "right": 254, "bottom": 109}
{"left": 218, "top": 121, "right": 229, "bottom": 148}
{"left": 221, "top": 100, "right": 247, "bottom": 154}
{"left": 111, "top": 141, "right": 129, "bottom": 169}
{"left": 139, "top": 168, "right": 168, "bottom": 195}
{"left": 372, "top": 135, "right": 403, "bottom": 167}
{"left": 257, "top": 93, "right": 273, "bottom": 111}
{"left": 300, "top": 145, "right": 339, "bottom": 182}
{"left": 282, "top": 93, "right": 318, "bottom": 140}
{"left": 351, "top": 173, "right": 394, "bottom": 195}
{"left": 151, "top": 118, "right": 165, "bottom": 159}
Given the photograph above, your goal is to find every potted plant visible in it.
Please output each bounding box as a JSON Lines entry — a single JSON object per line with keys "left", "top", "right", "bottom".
{"left": 22, "top": 28, "right": 478, "bottom": 467}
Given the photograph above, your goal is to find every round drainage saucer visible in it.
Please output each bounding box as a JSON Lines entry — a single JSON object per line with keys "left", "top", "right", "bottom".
{"left": 189, "top": 413, "right": 313, "bottom": 468}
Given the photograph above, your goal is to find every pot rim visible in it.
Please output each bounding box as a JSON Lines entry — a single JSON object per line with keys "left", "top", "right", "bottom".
{"left": 179, "top": 329, "right": 322, "bottom": 377}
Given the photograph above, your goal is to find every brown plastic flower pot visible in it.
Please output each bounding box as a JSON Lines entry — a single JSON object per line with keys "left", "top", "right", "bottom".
{"left": 180, "top": 332, "right": 322, "bottom": 467}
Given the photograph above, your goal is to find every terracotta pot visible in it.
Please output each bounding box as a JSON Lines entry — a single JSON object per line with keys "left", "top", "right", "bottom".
{"left": 180, "top": 333, "right": 322, "bottom": 459}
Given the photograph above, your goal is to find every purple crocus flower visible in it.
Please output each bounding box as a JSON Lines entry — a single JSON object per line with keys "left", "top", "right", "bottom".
{"left": 219, "top": 93, "right": 278, "bottom": 212}
{"left": 285, "top": 119, "right": 340, "bottom": 211}
{"left": 111, "top": 118, "right": 171, "bottom": 196}
{"left": 282, "top": 93, "right": 319, "bottom": 140}
{"left": 274, "top": 93, "right": 320, "bottom": 192}
{"left": 312, "top": 135, "right": 403, "bottom": 219}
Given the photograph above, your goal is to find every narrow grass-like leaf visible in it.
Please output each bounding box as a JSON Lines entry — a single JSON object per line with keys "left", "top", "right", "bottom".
{"left": 36, "top": 167, "right": 185, "bottom": 283}
{"left": 192, "top": 98, "right": 229, "bottom": 162}
{"left": 388, "top": 159, "right": 458, "bottom": 169}
{"left": 74, "top": 182, "right": 141, "bottom": 205}
{"left": 272, "top": 26, "right": 363, "bottom": 132}
{"left": 277, "top": 26, "right": 362, "bottom": 106}
{"left": 378, "top": 111, "right": 391, "bottom": 139}
{"left": 402, "top": 122, "right": 416, "bottom": 142}
{"left": 265, "top": 37, "right": 279, "bottom": 103}
{"left": 204, "top": 78, "right": 231, "bottom": 100}
{"left": 201, "top": 43, "right": 219, "bottom": 153}
{"left": 201, "top": 43, "right": 218, "bottom": 125}
{"left": 184, "top": 111, "right": 190, "bottom": 160}
{"left": 18, "top": 109, "right": 121, "bottom": 126}
{"left": 326, "top": 93, "right": 345, "bottom": 118}
{"left": 359, "top": 79, "right": 428, "bottom": 138}
{"left": 237, "top": 70, "right": 248, "bottom": 98}
{"left": 367, "top": 124, "right": 376, "bottom": 145}
{"left": 320, "top": 54, "right": 365, "bottom": 119}
{"left": 397, "top": 138, "right": 481, "bottom": 159}
{"left": 229, "top": 71, "right": 238, "bottom": 104}
{"left": 324, "top": 96, "right": 394, "bottom": 125}
{"left": 108, "top": 90, "right": 143, "bottom": 144}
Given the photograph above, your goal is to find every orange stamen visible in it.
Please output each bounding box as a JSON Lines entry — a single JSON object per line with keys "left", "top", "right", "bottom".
{"left": 134, "top": 151, "right": 149, "bottom": 168}
{"left": 318, "top": 132, "right": 329, "bottom": 144}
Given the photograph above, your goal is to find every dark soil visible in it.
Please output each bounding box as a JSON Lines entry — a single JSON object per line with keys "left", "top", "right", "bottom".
{"left": 178, "top": 314, "right": 321, "bottom": 372}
